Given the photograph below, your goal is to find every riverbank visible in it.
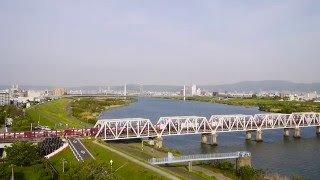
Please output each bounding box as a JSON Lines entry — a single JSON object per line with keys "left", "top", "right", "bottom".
{"left": 164, "top": 96, "right": 320, "bottom": 113}
{"left": 12, "top": 97, "right": 137, "bottom": 131}
{"left": 71, "top": 97, "right": 136, "bottom": 124}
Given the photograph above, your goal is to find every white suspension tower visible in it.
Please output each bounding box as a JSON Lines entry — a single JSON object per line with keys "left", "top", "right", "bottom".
{"left": 183, "top": 85, "right": 186, "bottom": 101}
{"left": 124, "top": 84, "right": 127, "bottom": 97}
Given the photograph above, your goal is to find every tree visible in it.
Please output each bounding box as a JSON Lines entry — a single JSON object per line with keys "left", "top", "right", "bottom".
{"left": 5, "top": 141, "right": 39, "bottom": 166}
{"left": 65, "top": 159, "right": 114, "bottom": 180}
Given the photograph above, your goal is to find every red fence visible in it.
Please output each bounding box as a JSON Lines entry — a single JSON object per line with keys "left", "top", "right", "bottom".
{"left": 0, "top": 128, "right": 99, "bottom": 140}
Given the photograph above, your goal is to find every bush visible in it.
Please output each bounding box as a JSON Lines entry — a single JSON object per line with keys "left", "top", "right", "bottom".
{"left": 239, "top": 165, "right": 255, "bottom": 180}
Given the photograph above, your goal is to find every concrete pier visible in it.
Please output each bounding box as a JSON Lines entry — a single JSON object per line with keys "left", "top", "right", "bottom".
{"left": 201, "top": 134, "right": 208, "bottom": 144}
{"left": 255, "top": 130, "right": 263, "bottom": 142}
{"left": 210, "top": 134, "right": 217, "bottom": 146}
{"left": 245, "top": 131, "right": 252, "bottom": 140}
{"left": 316, "top": 126, "right": 320, "bottom": 135}
{"left": 294, "top": 128, "right": 301, "bottom": 139}
{"left": 188, "top": 161, "right": 192, "bottom": 172}
{"left": 283, "top": 128, "right": 290, "bottom": 137}
{"left": 155, "top": 137, "right": 163, "bottom": 148}
{"left": 236, "top": 155, "right": 251, "bottom": 174}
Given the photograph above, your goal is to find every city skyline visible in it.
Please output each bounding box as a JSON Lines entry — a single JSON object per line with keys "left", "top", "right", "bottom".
{"left": 1, "top": 1, "right": 320, "bottom": 86}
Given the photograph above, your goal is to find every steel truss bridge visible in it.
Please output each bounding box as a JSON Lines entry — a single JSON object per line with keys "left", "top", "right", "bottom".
{"left": 94, "top": 112, "right": 320, "bottom": 140}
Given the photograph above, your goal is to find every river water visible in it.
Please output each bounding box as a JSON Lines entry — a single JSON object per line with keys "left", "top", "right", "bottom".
{"left": 100, "top": 98, "right": 320, "bottom": 179}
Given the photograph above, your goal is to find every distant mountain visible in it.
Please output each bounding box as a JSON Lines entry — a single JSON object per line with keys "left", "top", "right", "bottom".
{"left": 1, "top": 80, "right": 319, "bottom": 93}
{"left": 201, "top": 80, "right": 320, "bottom": 92}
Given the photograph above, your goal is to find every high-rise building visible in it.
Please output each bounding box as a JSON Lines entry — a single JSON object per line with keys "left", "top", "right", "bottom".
{"left": 191, "top": 84, "right": 197, "bottom": 96}
{"left": 53, "top": 88, "right": 66, "bottom": 96}
{"left": 0, "top": 91, "right": 10, "bottom": 106}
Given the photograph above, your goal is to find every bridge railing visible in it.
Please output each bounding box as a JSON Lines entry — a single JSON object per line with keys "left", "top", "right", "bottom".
{"left": 149, "top": 151, "right": 251, "bottom": 164}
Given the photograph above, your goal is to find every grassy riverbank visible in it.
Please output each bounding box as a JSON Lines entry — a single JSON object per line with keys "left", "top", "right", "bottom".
{"left": 167, "top": 96, "right": 320, "bottom": 113}
{"left": 71, "top": 97, "right": 136, "bottom": 124}
{"left": 12, "top": 97, "right": 136, "bottom": 131}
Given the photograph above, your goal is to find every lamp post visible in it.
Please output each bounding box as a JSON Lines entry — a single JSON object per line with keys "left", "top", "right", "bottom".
{"left": 61, "top": 158, "right": 67, "bottom": 172}
{"left": 110, "top": 160, "right": 113, "bottom": 177}
{"left": 4, "top": 111, "right": 8, "bottom": 133}
{"left": 10, "top": 164, "right": 14, "bottom": 180}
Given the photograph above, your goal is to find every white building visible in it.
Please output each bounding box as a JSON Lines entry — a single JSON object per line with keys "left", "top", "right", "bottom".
{"left": 27, "top": 90, "right": 45, "bottom": 99}
{"left": 191, "top": 84, "right": 197, "bottom": 96}
{"left": 0, "top": 91, "right": 10, "bottom": 106}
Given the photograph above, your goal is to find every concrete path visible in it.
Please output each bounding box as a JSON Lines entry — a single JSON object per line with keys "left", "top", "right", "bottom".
{"left": 192, "top": 166, "right": 232, "bottom": 180}
{"left": 68, "top": 137, "right": 94, "bottom": 161}
{"left": 93, "top": 141, "right": 180, "bottom": 180}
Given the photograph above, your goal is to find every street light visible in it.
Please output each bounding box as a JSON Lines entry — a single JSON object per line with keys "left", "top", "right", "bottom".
{"left": 10, "top": 164, "right": 15, "bottom": 180}
{"left": 110, "top": 160, "right": 113, "bottom": 177}
{"left": 61, "top": 158, "right": 67, "bottom": 173}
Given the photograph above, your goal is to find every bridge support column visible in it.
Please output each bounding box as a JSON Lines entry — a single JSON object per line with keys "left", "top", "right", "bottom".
{"left": 245, "top": 131, "right": 251, "bottom": 140}
{"left": 283, "top": 128, "right": 290, "bottom": 137}
{"left": 188, "top": 161, "right": 192, "bottom": 172}
{"left": 210, "top": 134, "right": 217, "bottom": 146}
{"left": 201, "top": 134, "right": 208, "bottom": 144}
{"left": 236, "top": 156, "right": 251, "bottom": 174}
{"left": 294, "top": 128, "right": 301, "bottom": 139}
{"left": 316, "top": 126, "right": 320, "bottom": 135}
{"left": 155, "top": 137, "right": 163, "bottom": 148}
{"left": 255, "top": 130, "right": 263, "bottom": 142}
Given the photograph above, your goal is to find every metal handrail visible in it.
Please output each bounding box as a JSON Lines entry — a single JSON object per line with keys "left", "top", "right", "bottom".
{"left": 149, "top": 151, "right": 251, "bottom": 164}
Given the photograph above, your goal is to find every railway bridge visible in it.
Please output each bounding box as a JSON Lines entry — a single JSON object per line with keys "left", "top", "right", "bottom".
{"left": 94, "top": 112, "right": 320, "bottom": 148}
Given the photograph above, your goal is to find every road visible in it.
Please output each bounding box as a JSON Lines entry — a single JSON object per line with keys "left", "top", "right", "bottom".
{"left": 68, "top": 137, "right": 94, "bottom": 161}
{"left": 93, "top": 140, "right": 180, "bottom": 180}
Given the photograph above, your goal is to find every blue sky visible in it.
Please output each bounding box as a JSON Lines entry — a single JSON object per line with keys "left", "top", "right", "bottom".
{"left": 0, "top": 0, "right": 319, "bottom": 86}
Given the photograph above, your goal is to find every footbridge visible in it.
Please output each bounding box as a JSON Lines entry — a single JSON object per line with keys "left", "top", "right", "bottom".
{"left": 149, "top": 151, "right": 251, "bottom": 172}
{"left": 94, "top": 112, "right": 320, "bottom": 147}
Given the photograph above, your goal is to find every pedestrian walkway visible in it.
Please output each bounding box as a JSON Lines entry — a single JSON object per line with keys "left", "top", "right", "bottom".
{"left": 93, "top": 141, "right": 180, "bottom": 180}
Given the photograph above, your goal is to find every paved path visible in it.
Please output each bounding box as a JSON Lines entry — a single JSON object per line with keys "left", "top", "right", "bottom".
{"left": 192, "top": 166, "right": 232, "bottom": 180}
{"left": 93, "top": 141, "right": 180, "bottom": 180}
{"left": 68, "top": 137, "right": 94, "bottom": 161}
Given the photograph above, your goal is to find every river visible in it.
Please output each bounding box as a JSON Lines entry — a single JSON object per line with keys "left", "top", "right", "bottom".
{"left": 100, "top": 97, "right": 320, "bottom": 179}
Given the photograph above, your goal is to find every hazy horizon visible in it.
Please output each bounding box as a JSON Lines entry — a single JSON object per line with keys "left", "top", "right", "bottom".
{"left": 1, "top": 1, "right": 320, "bottom": 86}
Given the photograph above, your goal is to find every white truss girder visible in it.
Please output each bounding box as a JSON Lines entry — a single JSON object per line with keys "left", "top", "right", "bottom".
{"left": 94, "top": 113, "right": 320, "bottom": 140}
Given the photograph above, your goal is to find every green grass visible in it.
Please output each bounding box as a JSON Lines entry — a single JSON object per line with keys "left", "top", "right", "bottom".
{"left": 36, "top": 98, "right": 83, "bottom": 129}
{"left": 192, "top": 169, "right": 217, "bottom": 180}
{"left": 185, "top": 97, "right": 320, "bottom": 113}
{"left": 49, "top": 147, "right": 78, "bottom": 174}
{"left": 82, "top": 140, "right": 168, "bottom": 180}
{"left": 3, "top": 163, "right": 53, "bottom": 180}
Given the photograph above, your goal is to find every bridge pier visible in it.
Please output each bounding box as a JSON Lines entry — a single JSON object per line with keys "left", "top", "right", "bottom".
{"left": 294, "top": 128, "right": 301, "bottom": 139}
{"left": 188, "top": 161, "right": 192, "bottom": 172}
{"left": 210, "top": 134, "right": 218, "bottom": 146}
{"left": 201, "top": 134, "right": 208, "bottom": 144}
{"left": 283, "top": 128, "right": 290, "bottom": 137}
{"left": 255, "top": 130, "right": 263, "bottom": 142}
{"left": 201, "top": 134, "right": 217, "bottom": 145}
{"left": 155, "top": 137, "right": 163, "bottom": 148}
{"left": 316, "top": 126, "right": 320, "bottom": 135}
{"left": 245, "top": 131, "right": 252, "bottom": 140}
{"left": 236, "top": 155, "right": 251, "bottom": 174}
